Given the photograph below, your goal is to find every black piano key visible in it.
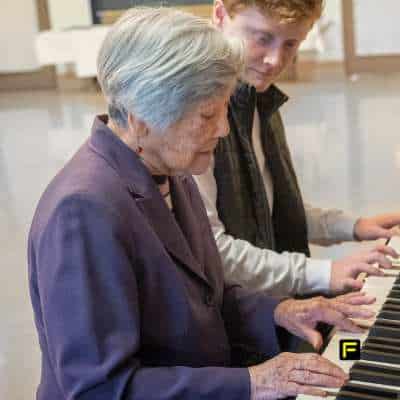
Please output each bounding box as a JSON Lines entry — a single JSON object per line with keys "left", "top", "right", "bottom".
{"left": 386, "top": 298, "right": 400, "bottom": 305}
{"left": 350, "top": 361, "right": 400, "bottom": 387}
{"left": 366, "top": 335, "right": 400, "bottom": 347}
{"left": 388, "top": 290, "right": 400, "bottom": 299}
{"left": 375, "top": 319, "right": 400, "bottom": 327}
{"left": 336, "top": 382, "right": 400, "bottom": 400}
{"left": 362, "top": 349, "right": 400, "bottom": 365}
{"left": 378, "top": 311, "right": 400, "bottom": 321}
{"left": 370, "top": 321, "right": 400, "bottom": 339}
{"left": 382, "top": 303, "right": 400, "bottom": 312}
{"left": 363, "top": 342, "right": 400, "bottom": 353}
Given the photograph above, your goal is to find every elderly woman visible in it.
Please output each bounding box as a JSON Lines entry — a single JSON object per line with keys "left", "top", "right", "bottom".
{"left": 28, "top": 8, "right": 374, "bottom": 400}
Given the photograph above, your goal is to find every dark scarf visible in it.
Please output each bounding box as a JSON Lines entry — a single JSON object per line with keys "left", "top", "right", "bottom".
{"left": 213, "top": 83, "right": 310, "bottom": 256}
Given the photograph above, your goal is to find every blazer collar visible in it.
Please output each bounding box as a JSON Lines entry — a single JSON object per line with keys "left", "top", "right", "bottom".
{"left": 89, "top": 115, "right": 155, "bottom": 198}
{"left": 89, "top": 115, "right": 210, "bottom": 287}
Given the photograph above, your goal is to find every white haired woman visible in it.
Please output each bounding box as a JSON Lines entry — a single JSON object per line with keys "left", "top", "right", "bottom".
{"left": 28, "top": 7, "right": 374, "bottom": 400}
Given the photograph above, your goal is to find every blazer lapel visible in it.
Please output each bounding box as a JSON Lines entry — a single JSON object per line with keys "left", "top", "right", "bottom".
{"left": 134, "top": 189, "right": 211, "bottom": 288}
{"left": 169, "top": 177, "right": 206, "bottom": 272}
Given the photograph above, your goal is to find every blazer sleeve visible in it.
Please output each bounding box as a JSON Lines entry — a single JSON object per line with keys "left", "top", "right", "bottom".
{"left": 35, "top": 194, "right": 250, "bottom": 400}
{"left": 221, "top": 282, "right": 283, "bottom": 365}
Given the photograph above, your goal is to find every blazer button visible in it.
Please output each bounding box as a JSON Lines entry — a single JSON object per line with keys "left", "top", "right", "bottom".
{"left": 204, "top": 293, "right": 214, "bottom": 307}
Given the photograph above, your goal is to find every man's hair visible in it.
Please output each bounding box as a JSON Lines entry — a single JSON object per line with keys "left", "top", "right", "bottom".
{"left": 222, "top": 0, "right": 324, "bottom": 23}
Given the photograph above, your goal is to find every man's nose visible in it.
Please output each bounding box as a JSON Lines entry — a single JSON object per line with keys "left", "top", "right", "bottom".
{"left": 263, "top": 47, "right": 284, "bottom": 69}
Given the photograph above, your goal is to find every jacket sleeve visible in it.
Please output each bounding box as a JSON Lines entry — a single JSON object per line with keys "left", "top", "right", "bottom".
{"left": 36, "top": 194, "right": 250, "bottom": 400}
{"left": 193, "top": 161, "right": 331, "bottom": 296}
{"left": 304, "top": 202, "right": 358, "bottom": 245}
{"left": 221, "top": 282, "right": 284, "bottom": 365}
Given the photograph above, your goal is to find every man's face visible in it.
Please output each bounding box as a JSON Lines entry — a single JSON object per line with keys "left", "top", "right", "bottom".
{"left": 217, "top": 5, "right": 314, "bottom": 92}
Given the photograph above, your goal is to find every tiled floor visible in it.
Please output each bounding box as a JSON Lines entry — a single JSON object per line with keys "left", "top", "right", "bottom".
{"left": 0, "top": 72, "right": 399, "bottom": 398}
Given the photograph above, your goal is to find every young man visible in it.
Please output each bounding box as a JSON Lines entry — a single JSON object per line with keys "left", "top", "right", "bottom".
{"left": 195, "top": 0, "right": 400, "bottom": 296}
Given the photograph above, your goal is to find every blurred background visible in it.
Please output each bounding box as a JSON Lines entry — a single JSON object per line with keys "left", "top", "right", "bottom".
{"left": 0, "top": 1, "right": 399, "bottom": 398}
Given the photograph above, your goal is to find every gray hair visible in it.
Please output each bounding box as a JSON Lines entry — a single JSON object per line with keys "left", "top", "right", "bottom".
{"left": 97, "top": 7, "right": 244, "bottom": 130}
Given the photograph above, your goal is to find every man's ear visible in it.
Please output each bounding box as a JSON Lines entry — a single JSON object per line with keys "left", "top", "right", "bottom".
{"left": 213, "top": 0, "right": 230, "bottom": 28}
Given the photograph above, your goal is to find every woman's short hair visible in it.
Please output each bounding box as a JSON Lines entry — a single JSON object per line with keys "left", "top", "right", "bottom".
{"left": 97, "top": 7, "right": 244, "bottom": 130}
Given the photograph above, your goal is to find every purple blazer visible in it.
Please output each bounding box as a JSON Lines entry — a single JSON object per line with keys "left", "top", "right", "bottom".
{"left": 28, "top": 116, "right": 281, "bottom": 400}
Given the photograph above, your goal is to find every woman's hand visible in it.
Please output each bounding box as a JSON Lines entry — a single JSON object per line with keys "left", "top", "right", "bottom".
{"left": 248, "top": 352, "right": 348, "bottom": 400}
{"left": 274, "top": 292, "right": 375, "bottom": 350}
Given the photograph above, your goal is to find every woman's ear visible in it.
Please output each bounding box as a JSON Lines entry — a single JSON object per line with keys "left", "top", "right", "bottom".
{"left": 127, "top": 113, "right": 150, "bottom": 154}
{"left": 213, "top": 0, "right": 230, "bottom": 28}
{"left": 128, "top": 113, "right": 149, "bottom": 139}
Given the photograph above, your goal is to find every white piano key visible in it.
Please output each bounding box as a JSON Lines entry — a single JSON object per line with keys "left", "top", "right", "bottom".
{"left": 388, "top": 236, "right": 400, "bottom": 266}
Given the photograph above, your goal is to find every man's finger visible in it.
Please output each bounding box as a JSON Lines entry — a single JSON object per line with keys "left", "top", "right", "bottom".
{"left": 365, "top": 252, "right": 392, "bottom": 269}
{"left": 343, "top": 278, "right": 364, "bottom": 292}
{"left": 374, "top": 244, "right": 399, "bottom": 258}
{"left": 353, "top": 262, "right": 385, "bottom": 275}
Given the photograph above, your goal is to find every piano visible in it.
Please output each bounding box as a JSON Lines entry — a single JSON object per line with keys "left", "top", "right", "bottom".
{"left": 298, "top": 235, "right": 400, "bottom": 400}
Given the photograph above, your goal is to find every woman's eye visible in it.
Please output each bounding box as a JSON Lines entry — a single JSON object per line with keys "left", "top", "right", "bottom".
{"left": 201, "top": 114, "right": 215, "bottom": 120}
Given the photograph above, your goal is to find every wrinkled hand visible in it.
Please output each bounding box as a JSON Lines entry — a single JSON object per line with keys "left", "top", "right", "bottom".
{"left": 330, "top": 244, "right": 398, "bottom": 294}
{"left": 274, "top": 292, "right": 375, "bottom": 350}
{"left": 354, "top": 213, "right": 400, "bottom": 241}
{"left": 248, "top": 352, "right": 348, "bottom": 400}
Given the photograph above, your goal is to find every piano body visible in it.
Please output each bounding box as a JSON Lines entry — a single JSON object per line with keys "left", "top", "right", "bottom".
{"left": 298, "top": 236, "right": 400, "bottom": 400}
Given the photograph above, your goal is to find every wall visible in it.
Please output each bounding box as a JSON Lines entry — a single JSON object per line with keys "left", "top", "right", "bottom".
{"left": 354, "top": 0, "right": 400, "bottom": 56}
{"left": 0, "top": 0, "right": 40, "bottom": 72}
{"left": 47, "top": 0, "right": 92, "bottom": 29}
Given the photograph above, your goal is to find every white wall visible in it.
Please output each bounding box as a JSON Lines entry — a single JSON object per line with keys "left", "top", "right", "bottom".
{"left": 301, "top": 0, "right": 400, "bottom": 62}
{"left": 0, "top": 0, "right": 40, "bottom": 72}
{"left": 47, "top": 0, "right": 92, "bottom": 30}
{"left": 354, "top": 0, "right": 400, "bottom": 56}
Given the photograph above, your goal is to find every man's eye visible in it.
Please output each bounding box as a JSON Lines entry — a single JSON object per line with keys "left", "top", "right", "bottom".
{"left": 257, "top": 34, "right": 273, "bottom": 47}
{"left": 285, "top": 41, "right": 297, "bottom": 49}
{"left": 201, "top": 114, "right": 215, "bottom": 120}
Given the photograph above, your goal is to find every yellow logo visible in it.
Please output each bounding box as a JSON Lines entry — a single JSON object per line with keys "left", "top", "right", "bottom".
{"left": 339, "top": 339, "right": 361, "bottom": 360}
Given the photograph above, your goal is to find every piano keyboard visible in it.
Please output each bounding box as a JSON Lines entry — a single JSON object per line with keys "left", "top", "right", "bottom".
{"left": 298, "top": 236, "right": 400, "bottom": 400}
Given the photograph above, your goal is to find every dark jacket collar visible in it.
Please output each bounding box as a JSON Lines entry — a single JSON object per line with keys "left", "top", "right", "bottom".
{"left": 89, "top": 115, "right": 157, "bottom": 199}
{"left": 232, "top": 82, "right": 289, "bottom": 118}
{"left": 88, "top": 115, "right": 211, "bottom": 287}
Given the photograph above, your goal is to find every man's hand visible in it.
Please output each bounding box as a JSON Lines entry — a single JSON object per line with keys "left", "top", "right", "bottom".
{"left": 274, "top": 292, "right": 375, "bottom": 351}
{"left": 330, "top": 244, "right": 398, "bottom": 294}
{"left": 248, "top": 352, "right": 348, "bottom": 400}
{"left": 354, "top": 213, "right": 400, "bottom": 241}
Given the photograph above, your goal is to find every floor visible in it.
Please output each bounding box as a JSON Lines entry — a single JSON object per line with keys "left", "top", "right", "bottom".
{"left": 0, "top": 72, "right": 399, "bottom": 398}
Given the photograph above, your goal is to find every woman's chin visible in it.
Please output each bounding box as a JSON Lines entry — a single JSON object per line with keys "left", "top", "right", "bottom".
{"left": 189, "top": 152, "right": 213, "bottom": 175}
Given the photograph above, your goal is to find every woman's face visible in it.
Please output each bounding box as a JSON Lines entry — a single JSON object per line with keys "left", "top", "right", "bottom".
{"left": 143, "top": 89, "right": 232, "bottom": 175}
